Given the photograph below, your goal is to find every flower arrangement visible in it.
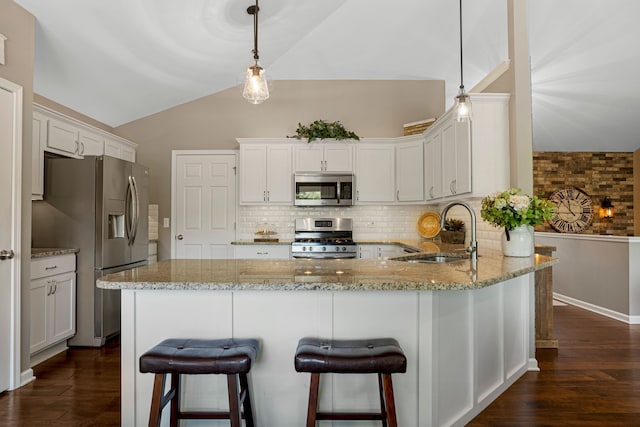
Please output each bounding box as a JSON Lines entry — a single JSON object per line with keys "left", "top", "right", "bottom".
{"left": 291, "top": 120, "right": 360, "bottom": 143}
{"left": 481, "top": 188, "right": 555, "bottom": 233}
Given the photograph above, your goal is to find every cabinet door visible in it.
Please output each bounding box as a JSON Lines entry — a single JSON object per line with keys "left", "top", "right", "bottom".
{"left": 32, "top": 112, "right": 46, "bottom": 200}
{"left": 442, "top": 121, "right": 457, "bottom": 196}
{"left": 454, "top": 120, "right": 471, "bottom": 195}
{"left": 424, "top": 133, "right": 443, "bottom": 201}
{"left": 395, "top": 140, "right": 424, "bottom": 202}
{"left": 29, "top": 278, "right": 49, "bottom": 354}
{"left": 358, "top": 245, "right": 376, "bottom": 259}
{"left": 47, "top": 118, "right": 80, "bottom": 157}
{"left": 266, "top": 145, "right": 293, "bottom": 203}
{"left": 293, "top": 144, "right": 324, "bottom": 172}
{"left": 49, "top": 272, "right": 76, "bottom": 344}
{"left": 104, "top": 138, "right": 136, "bottom": 161}
{"left": 235, "top": 245, "right": 290, "bottom": 259}
{"left": 239, "top": 144, "right": 268, "bottom": 204}
{"left": 79, "top": 130, "right": 104, "bottom": 156}
{"left": 324, "top": 144, "right": 354, "bottom": 172}
{"left": 355, "top": 144, "right": 395, "bottom": 203}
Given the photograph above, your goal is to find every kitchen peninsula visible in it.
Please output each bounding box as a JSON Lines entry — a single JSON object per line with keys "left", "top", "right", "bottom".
{"left": 99, "top": 252, "right": 555, "bottom": 426}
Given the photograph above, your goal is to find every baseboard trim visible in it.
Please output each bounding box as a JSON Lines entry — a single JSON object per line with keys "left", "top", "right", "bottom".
{"left": 20, "top": 368, "right": 35, "bottom": 388}
{"left": 553, "top": 293, "right": 639, "bottom": 324}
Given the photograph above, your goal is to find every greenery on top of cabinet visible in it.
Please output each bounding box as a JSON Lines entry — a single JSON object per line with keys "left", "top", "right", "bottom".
{"left": 290, "top": 120, "right": 360, "bottom": 143}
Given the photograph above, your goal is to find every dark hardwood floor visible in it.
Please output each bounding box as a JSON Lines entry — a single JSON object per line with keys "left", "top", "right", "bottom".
{"left": 0, "top": 338, "right": 120, "bottom": 426}
{"left": 1, "top": 304, "right": 639, "bottom": 426}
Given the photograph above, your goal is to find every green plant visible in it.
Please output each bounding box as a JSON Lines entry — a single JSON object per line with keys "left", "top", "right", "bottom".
{"left": 443, "top": 218, "right": 465, "bottom": 231}
{"left": 291, "top": 120, "right": 360, "bottom": 143}
{"left": 481, "top": 188, "right": 555, "bottom": 231}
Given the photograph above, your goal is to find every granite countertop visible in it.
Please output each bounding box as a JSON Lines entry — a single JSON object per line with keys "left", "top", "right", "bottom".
{"left": 31, "top": 247, "right": 79, "bottom": 258}
{"left": 232, "top": 240, "right": 292, "bottom": 245}
{"left": 97, "top": 249, "right": 557, "bottom": 292}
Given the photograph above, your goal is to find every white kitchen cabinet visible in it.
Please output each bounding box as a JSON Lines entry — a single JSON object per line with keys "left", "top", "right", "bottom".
{"left": 32, "top": 104, "right": 138, "bottom": 199}
{"left": 358, "top": 244, "right": 407, "bottom": 259}
{"left": 104, "top": 137, "right": 136, "bottom": 162}
{"left": 32, "top": 111, "right": 46, "bottom": 200}
{"left": 234, "top": 245, "right": 291, "bottom": 259}
{"left": 294, "top": 141, "right": 354, "bottom": 172}
{"left": 30, "top": 254, "right": 76, "bottom": 357}
{"left": 424, "top": 93, "right": 510, "bottom": 202}
{"left": 46, "top": 117, "right": 82, "bottom": 158}
{"left": 239, "top": 141, "right": 293, "bottom": 204}
{"left": 355, "top": 142, "right": 395, "bottom": 203}
{"left": 424, "top": 132, "right": 443, "bottom": 201}
{"left": 395, "top": 136, "right": 424, "bottom": 202}
{"left": 79, "top": 129, "right": 104, "bottom": 156}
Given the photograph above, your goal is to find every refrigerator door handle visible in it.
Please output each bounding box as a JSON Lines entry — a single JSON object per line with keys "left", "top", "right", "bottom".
{"left": 125, "top": 176, "right": 134, "bottom": 246}
{"left": 130, "top": 175, "right": 140, "bottom": 245}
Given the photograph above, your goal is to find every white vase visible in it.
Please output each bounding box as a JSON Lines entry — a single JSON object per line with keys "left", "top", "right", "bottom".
{"left": 501, "top": 225, "right": 534, "bottom": 257}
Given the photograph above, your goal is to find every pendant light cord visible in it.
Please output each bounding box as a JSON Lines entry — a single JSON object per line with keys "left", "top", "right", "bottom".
{"left": 459, "top": 0, "right": 464, "bottom": 91}
{"left": 253, "top": 0, "right": 260, "bottom": 61}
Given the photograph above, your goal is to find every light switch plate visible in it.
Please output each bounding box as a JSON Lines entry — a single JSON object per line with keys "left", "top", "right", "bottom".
{"left": 163, "top": 218, "right": 170, "bottom": 228}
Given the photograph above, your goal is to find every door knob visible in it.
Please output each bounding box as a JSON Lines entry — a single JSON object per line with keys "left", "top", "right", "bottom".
{"left": 176, "top": 234, "right": 184, "bottom": 240}
{"left": 0, "top": 249, "right": 15, "bottom": 260}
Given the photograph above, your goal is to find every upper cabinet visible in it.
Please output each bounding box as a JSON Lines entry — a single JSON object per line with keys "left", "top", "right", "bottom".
{"left": 355, "top": 141, "right": 395, "bottom": 203}
{"left": 32, "top": 104, "right": 138, "bottom": 200}
{"left": 293, "top": 141, "right": 354, "bottom": 172}
{"left": 238, "top": 139, "right": 293, "bottom": 205}
{"left": 424, "top": 93, "right": 510, "bottom": 202}
{"left": 395, "top": 136, "right": 424, "bottom": 202}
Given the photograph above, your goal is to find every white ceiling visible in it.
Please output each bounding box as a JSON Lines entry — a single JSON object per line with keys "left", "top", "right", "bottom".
{"left": 14, "top": 0, "right": 640, "bottom": 151}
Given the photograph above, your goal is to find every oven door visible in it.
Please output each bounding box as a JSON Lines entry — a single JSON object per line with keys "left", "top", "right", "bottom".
{"left": 294, "top": 174, "right": 353, "bottom": 206}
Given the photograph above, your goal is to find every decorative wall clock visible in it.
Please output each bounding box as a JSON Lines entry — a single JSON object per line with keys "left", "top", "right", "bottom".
{"left": 548, "top": 186, "right": 594, "bottom": 233}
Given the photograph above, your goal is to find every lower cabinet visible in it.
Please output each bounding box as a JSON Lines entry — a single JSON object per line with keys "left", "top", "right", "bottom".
{"left": 234, "top": 245, "right": 291, "bottom": 259}
{"left": 358, "top": 244, "right": 408, "bottom": 259}
{"left": 30, "top": 254, "right": 76, "bottom": 356}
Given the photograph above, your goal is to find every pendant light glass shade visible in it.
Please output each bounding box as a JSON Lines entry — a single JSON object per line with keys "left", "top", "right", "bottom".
{"left": 454, "top": 88, "right": 471, "bottom": 122}
{"left": 243, "top": 62, "right": 269, "bottom": 104}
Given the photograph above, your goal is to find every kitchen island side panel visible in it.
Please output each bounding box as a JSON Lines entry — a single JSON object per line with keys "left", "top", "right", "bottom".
{"left": 120, "top": 277, "right": 533, "bottom": 427}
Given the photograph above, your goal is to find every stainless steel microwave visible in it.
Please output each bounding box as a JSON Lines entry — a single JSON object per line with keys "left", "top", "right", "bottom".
{"left": 294, "top": 173, "right": 354, "bottom": 206}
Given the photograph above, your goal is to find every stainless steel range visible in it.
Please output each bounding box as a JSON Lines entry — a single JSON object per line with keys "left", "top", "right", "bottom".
{"left": 291, "top": 218, "right": 357, "bottom": 259}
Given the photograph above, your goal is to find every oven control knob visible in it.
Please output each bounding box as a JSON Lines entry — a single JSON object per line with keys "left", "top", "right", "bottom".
{"left": 308, "top": 246, "right": 312, "bottom": 251}
{"left": 322, "top": 247, "right": 326, "bottom": 251}
{"left": 302, "top": 247, "right": 306, "bottom": 251}
{"left": 335, "top": 246, "right": 340, "bottom": 252}
{"left": 342, "top": 247, "right": 347, "bottom": 251}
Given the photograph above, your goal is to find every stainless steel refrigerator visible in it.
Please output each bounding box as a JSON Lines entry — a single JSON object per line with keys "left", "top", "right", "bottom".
{"left": 32, "top": 155, "right": 149, "bottom": 347}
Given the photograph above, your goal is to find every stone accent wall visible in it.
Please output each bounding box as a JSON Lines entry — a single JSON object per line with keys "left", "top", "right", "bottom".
{"left": 533, "top": 152, "right": 634, "bottom": 236}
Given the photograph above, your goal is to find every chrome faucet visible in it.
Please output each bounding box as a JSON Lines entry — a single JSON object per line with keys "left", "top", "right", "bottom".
{"left": 440, "top": 201, "right": 478, "bottom": 267}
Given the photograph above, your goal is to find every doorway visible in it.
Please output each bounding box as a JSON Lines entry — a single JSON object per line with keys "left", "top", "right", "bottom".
{"left": 0, "top": 76, "right": 23, "bottom": 392}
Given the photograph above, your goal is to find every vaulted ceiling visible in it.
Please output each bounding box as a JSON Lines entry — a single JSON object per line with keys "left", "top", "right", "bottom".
{"left": 14, "top": 0, "right": 640, "bottom": 151}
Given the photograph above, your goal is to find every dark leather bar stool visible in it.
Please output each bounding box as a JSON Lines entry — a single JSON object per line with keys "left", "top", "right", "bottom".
{"left": 294, "top": 337, "right": 407, "bottom": 427}
{"left": 139, "top": 338, "right": 259, "bottom": 427}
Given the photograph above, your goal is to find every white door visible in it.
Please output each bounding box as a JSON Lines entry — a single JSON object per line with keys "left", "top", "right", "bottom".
{"left": 0, "top": 77, "right": 23, "bottom": 392}
{"left": 172, "top": 151, "right": 237, "bottom": 259}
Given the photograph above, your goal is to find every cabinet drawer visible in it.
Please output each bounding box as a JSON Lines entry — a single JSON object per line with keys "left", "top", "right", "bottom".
{"left": 31, "top": 254, "right": 76, "bottom": 280}
{"left": 235, "top": 245, "right": 291, "bottom": 259}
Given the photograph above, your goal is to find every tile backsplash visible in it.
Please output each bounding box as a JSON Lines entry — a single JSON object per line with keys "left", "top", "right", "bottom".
{"left": 238, "top": 199, "right": 504, "bottom": 251}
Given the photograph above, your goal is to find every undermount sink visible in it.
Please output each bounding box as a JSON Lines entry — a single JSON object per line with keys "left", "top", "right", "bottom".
{"left": 397, "top": 253, "right": 470, "bottom": 264}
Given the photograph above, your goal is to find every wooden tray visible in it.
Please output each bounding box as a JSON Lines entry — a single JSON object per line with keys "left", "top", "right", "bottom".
{"left": 417, "top": 211, "right": 441, "bottom": 238}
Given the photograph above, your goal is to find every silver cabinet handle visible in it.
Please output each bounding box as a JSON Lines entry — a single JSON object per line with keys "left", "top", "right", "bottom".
{"left": 396, "top": 189, "right": 400, "bottom": 201}
{"left": 45, "top": 265, "right": 58, "bottom": 270}
{"left": 0, "top": 249, "right": 15, "bottom": 260}
{"left": 356, "top": 190, "right": 359, "bottom": 201}
{"left": 266, "top": 190, "right": 270, "bottom": 201}
{"left": 263, "top": 190, "right": 267, "bottom": 201}
{"left": 429, "top": 186, "right": 434, "bottom": 199}
{"left": 79, "top": 142, "right": 85, "bottom": 155}
{"left": 176, "top": 234, "right": 184, "bottom": 240}
{"left": 47, "top": 281, "right": 53, "bottom": 296}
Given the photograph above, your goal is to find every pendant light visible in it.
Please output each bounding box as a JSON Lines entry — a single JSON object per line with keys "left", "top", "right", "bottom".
{"left": 453, "top": 0, "right": 471, "bottom": 122}
{"left": 242, "top": 0, "right": 269, "bottom": 104}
